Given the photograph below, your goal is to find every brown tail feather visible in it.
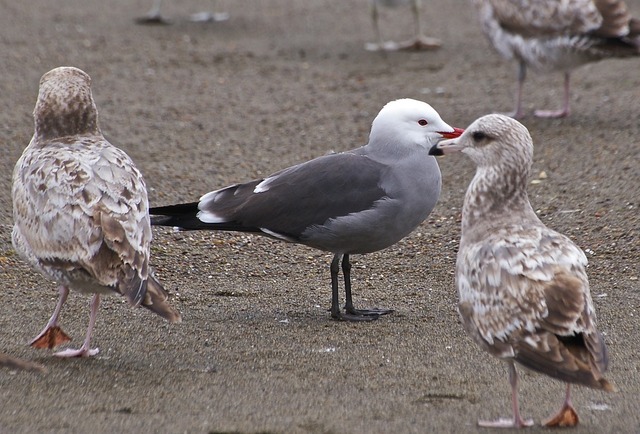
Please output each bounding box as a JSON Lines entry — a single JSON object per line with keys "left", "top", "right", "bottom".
{"left": 141, "top": 275, "right": 182, "bottom": 323}
{"left": 515, "top": 331, "right": 614, "bottom": 391}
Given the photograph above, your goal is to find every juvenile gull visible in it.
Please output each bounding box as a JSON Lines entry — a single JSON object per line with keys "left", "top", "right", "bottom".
{"left": 151, "top": 98, "right": 463, "bottom": 321}
{"left": 366, "top": 0, "right": 442, "bottom": 51}
{"left": 429, "top": 114, "right": 614, "bottom": 427}
{"left": 12, "top": 67, "right": 181, "bottom": 358}
{"left": 471, "top": 0, "right": 640, "bottom": 118}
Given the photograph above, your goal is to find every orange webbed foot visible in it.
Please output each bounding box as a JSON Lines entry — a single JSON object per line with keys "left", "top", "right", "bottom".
{"left": 30, "top": 326, "right": 71, "bottom": 349}
{"left": 543, "top": 404, "right": 579, "bottom": 427}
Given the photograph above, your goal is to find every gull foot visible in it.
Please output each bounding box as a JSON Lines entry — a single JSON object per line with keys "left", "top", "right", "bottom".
{"left": 396, "top": 36, "right": 442, "bottom": 51}
{"left": 478, "top": 417, "right": 534, "bottom": 428}
{"left": 135, "top": 14, "right": 171, "bottom": 25}
{"left": 189, "top": 12, "right": 230, "bottom": 22}
{"left": 54, "top": 347, "right": 99, "bottom": 358}
{"left": 543, "top": 404, "right": 579, "bottom": 427}
{"left": 332, "top": 307, "right": 393, "bottom": 321}
{"left": 534, "top": 108, "right": 569, "bottom": 119}
{"left": 30, "top": 326, "right": 71, "bottom": 349}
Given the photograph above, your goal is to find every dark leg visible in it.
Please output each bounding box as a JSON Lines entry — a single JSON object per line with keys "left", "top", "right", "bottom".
{"left": 478, "top": 361, "right": 534, "bottom": 428}
{"left": 342, "top": 254, "right": 393, "bottom": 320}
{"left": 330, "top": 254, "right": 342, "bottom": 320}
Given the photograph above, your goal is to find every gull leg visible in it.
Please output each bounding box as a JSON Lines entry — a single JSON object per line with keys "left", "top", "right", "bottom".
{"left": 365, "top": 1, "right": 393, "bottom": 51}
{"left": 54, "top": 294, "right": 100, "bottom": 357}
{"left": 507, "top": 62, "right": 527, "bottom": 119}
{"left": 478, "top": 362, "right": 534, "bottom": 428}
{"left": 135, "top": 0, "right": 170, "bottom": 25}
{"left": 535, "top": 72, "right": 571, "bottom": 118}
{"left": 342, "top": 254, "right": 393, "bottom": 320}
{"left": 30, "top": 285, "right": 72, "bottom": 349}
{"left": 397, "top": 0, "right": 441, "bottom": 51}
{"left": 330, "top": 254, "right": 342, "bottom": 320}
{"left": 543, "top": 383, "right": 579, "bottom": 427}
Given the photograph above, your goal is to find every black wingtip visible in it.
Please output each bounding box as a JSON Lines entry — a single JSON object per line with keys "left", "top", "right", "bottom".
{"left": 149, "top": 202, "right": 200, "bottom": 216}
{"left": 428, "top": 144, "right": 443, "bottom": 156}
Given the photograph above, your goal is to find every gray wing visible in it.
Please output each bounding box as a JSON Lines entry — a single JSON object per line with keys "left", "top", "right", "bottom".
{"left": 458, "top": 223, "right": 611, "bottom": 389}
{"left": 197, "top": 152, "right": 389, "bottom": 240}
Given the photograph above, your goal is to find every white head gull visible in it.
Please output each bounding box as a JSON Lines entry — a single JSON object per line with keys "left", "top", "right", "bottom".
{"left": 151, "top": 98, "right": 463, "bottom": 321}
{"left": 472, "top": 0, "right": 640, "bottom": 118}
{"left": 12, "top": 66, "right": 181, "bottom": 358}
{"left": 429, "top": 114, "right": 614, "bottom": 427}
{"left": 366, "top": 0, "right": 442, "bottom": 51}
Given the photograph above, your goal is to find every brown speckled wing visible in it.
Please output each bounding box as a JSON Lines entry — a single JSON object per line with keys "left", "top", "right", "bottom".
{"left": 486, "top": 0, "right": 603, "bottom": 37}
{"left": 457, "top": 223, "right": 612, "bottom": 389}
{"left": 484, "top": 0, "right": 634, "bottom": 38}
{"left": 13, "top": 136, "right": 150, "bottom": 300}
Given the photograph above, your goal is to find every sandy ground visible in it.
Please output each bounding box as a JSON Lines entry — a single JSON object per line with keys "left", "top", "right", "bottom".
{"left": 1, "top": 0, "right": 639, "bottom": 432}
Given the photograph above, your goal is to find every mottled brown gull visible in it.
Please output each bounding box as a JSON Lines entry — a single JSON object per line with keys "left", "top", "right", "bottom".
{"left": 12, "top": 66, "right": 181, "bottom": 358}
{"left": 472, "top": 0, "right": 640, "bottom": 118}
{"left": 150, "top": 99, "right": 463, "bottom": 322}
{"left": 429, "top": 114, "right": 614, "bottom": 428}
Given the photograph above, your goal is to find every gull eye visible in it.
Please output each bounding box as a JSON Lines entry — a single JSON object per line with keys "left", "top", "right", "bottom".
{"left": 418, "top": 119, "right": 428, "bottom": 126}
{"left": 472, "top": 131, "right": 487, "bottom": 141}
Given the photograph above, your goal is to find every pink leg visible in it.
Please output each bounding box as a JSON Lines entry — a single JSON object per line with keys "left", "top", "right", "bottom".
{"left": 508, "top": 62, "right": 527, "bottom": 119}
{"left": 478, "top": 362, "right": 534, "bottom": 428}
{"left": 543, "top": 384, "right": 579, "bottom": 427}
{"left": 30, "top": 286, "right": 72, "bottom": 349}
{"left": 54, "top": 294, "right": 100, "bottom": 357}
{"left": 535, "top": 72, "right": 571, "bottom": 118}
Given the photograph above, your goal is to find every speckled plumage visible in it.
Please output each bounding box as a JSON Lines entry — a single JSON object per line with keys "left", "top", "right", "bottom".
{"left": 430, "top": 114, "right": 614, "bottom": 427}
{"left": 472, "top": 0, "right": 640, "bottom": 117}
{"left": 12, "top": 66, "right": 180, "bottom": 357}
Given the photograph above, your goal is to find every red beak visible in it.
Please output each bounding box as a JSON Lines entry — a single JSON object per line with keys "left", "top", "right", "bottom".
{"left": 439, "top": 127, "right": 464, "bottom": 139}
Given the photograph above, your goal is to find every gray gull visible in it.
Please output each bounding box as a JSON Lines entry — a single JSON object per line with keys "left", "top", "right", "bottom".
{"left": 429, "top": 114, "right": 615, "bottom": 427}
{"left": 366, "top": 0, "right": 442, "bottom": 51}
{"left": 471, "top": 0, "right": 640, "bottom": 118}
{"left": 12, "top": 66, "right": 181, "bottom": 358}
{"left": 150, "top": 98, "right": 463, "bottom": 321}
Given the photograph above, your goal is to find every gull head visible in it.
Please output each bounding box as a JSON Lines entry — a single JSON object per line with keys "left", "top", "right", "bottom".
{"left": 34, "top": 66, "right": 100, "bottom": 141}
{"left": 428, "top": 114, "right": 533, "bottom": 171}
{"left": 369, "top": 98, "right": 463, "bottom": 152}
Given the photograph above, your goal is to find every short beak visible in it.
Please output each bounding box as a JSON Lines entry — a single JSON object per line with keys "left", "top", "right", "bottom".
{"left": 438, "top": 127, "right": 464, "bottom": 139}
{"left": 428, "top": 137, "right": 464, "bottom": 156}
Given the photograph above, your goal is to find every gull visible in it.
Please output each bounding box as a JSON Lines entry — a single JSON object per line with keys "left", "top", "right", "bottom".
{"left": 366, "top": 0, "right": 442, "bottom": 51}
{"left": 135, "top": 0, "right": 229, "bottom": 25}
{"left": 150, "top": 98, "right": 463, "bottom": 321}
{"left": 12, "top": 66, "right": 181, "bottom": 358}
{"left": 429, "top": 114, "right": 615, "bottom": 427}
{"left": 471, "top": 0, "right": 640, "bottom": 118}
